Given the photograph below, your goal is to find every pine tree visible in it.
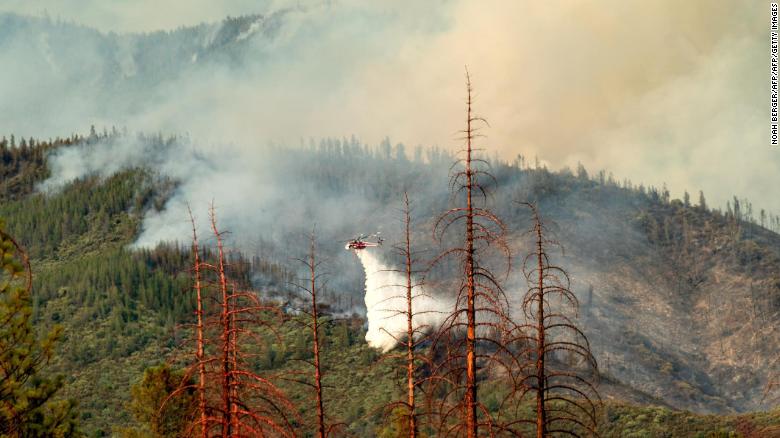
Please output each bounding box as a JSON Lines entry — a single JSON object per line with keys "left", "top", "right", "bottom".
{"left": 380, "top": 193, "right": 429, "bottom": 437}
{"left": 291, "top": 231, "right": 333, "bottom": 437}
{"left": 429, "top": 70, "right": 512, "bottom": 437}
{"left": 514, "top": 204, "right": 601, "bottom": 437}
{"left": 0, "top": 223, "right": 80, "bottom": 437}
{"left": 121, "top": 365, "right": 196, "bottom": 438}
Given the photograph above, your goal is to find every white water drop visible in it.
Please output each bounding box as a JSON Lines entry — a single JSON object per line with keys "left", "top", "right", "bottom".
{"left": 352, "top": 249, "right": 451, "bottom": 352}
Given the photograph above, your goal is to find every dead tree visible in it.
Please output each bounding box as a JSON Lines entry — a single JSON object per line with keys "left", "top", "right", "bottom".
{"left": 212, "top": 209, "right": 236, "bottom": 437}
{"left": 376, "top": 192, "right": 434, "bottom": 437}
{"left": 510, "top": 203, "right": 601, "bottom": 437}
{"left": 166, "top": 206, "right": 297, "bottom": 437}
{"left": 428, "top": 70, "right": 513, "bottom": 438}
{"left": 188, "top": 207, "right": 208, "bottom": 438}
{"left": 400, "top": 193, "right": 423, "bottom": 438}
{"left": 209, "top": 207, "right": 297, "bottom": 437}
{"left": 290, "top": 231, "right": 330, "bottom": 438}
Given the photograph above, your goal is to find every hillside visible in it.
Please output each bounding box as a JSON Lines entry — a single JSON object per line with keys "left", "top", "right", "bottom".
{"left": 515, "top": 176, "right": 780, "bottom": 414}
{"left": 0, "top": 11, "right": 291, "bottom": 139}
{"left": 1, "top": 134, "right": 779, "bottom": 435}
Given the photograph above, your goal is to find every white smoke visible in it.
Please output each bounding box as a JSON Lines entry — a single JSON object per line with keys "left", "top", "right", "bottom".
{"left": 352, "top": 248, "right": 451, "bottom": 352}
{"left": 0, "top": 1, "right": 772, "bottom": 220}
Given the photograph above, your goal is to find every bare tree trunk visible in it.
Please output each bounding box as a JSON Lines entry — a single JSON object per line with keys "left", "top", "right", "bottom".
{"left": 463, "top": 71, "right": 478, "bottom": 438}
{"left": 520, "top": 204, "right": 601, "bottom": 438}
{"left": 403, "top": 193, "right": 418, "bottom": 438}
{"left": 188, "top": 209, "right": 208, "bottom": 438}
{"left": 535, "top": 221, "right": 547, "bottom": 438}
{"left": 430, "top": 70, "right": 511, "bottom": 437}
{"left": 429, "top": 70, "right": 520, "bottom": 436}
{"left": 291, "top": 231, "right": 340, "bottom": 436}
{"left": 210, "top": 207, "right": 233, "bottom": 438}
{"left": 308, "top": 235, "right": 326, "bottom": 438}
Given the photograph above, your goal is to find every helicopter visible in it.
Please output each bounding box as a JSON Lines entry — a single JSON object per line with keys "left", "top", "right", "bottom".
{"left": 345, "top": 233, "right": 383, "bottom": 250}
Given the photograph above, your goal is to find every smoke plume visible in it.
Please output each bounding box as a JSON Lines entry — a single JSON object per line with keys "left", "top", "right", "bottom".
{"left": 0, "top": 0, "right": 770, "bottom": 215}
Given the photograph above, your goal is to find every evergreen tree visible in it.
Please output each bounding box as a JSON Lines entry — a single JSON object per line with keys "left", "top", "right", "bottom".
{"left": 119, "top": 365, "right": 196, "bottom": 438}
{"left": 0, "top": 223, "right": 80, "bottom": 437}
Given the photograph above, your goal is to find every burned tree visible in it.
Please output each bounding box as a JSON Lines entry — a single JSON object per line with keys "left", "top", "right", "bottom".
{"left": 511, "top": 203, "right": 601, "bottom": 437}
{"left": 376, "top": 193, "right": 434, "bottom": 437}
{"left": 189, "top": 207, "right": 208, "bottom": 438}
{"left": 398, "top": 193, "right": 425, "bottom": 438}
{"left": 210, "top": 207, "right": 297, "bottom": 437}
{"left": 166, "top": 206, "right": 297, "bottom": 437}
{"left": 290, "top": 231, "right": 332, "bottom": 438}
{"left": 428, "top": 71, "right": 513, "bottom": 437}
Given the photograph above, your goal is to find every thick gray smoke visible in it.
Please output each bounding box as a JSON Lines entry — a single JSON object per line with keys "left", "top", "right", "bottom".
{"left": 37, "top": 132, "right": 455, "bottom": 329}
{"left": 38, "top": 133, "right": 448, "bottom": 249}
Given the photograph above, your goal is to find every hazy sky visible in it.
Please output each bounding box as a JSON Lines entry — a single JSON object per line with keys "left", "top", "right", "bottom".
{"left": 0, "top": 0, "right": 774, "bottom": 215}
{"left": 1, "top": 0, "right": 276, "bottom": 33}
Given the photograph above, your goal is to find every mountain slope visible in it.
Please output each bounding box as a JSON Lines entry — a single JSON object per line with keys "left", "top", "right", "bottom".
{"left": 0, "top": 12, "right": 287, "bottom": 138}
{"left": 2, "top": 135, "right": 780, "bottom": 434}
{"left": 525, "top": 179, "right": 780, "bottom": 414}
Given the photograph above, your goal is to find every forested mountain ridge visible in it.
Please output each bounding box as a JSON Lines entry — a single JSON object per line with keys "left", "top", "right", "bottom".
{"left": 0, "top": 12, "right": 280, "bottom": 82}
{"left": 0, "top": 11, "right": 289, "bottom": 139}
{"left": 1, "top": 133, "right": 780, "bottom": 436}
